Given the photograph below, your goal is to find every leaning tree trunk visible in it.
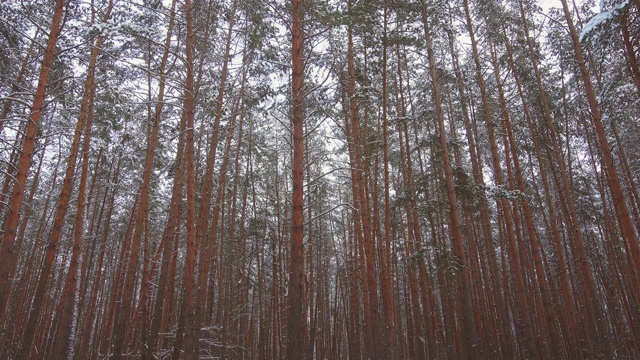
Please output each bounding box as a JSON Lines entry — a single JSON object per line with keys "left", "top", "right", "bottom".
{"left": 0, "top": 0, "right": 65, "bottom": 321}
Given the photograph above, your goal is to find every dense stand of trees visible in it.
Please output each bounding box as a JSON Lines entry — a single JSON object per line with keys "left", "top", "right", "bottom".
{"left": 1, "top": 0, "right": 639, "bottom": 358}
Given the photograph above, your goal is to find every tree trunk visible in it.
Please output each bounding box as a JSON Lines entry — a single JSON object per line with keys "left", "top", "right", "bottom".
{"left": 179, "top": 0, "right": 198, "bottom": 356}
{"left": 195, "top": 0, "right": 238, "bottom": 324}
{"left": 50, "top": 3, "right": 114, "bottom": 355}
{"left": 0, "top": 0, "right": 65, "bottom": 320}
{"left": 286, "top": 0, "right": 305, "bottom": 357}
{"left": 422, "top": 14, "right": 479, "bottom": 359}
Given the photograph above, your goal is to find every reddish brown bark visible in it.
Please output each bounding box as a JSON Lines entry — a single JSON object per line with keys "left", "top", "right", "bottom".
{"left": 422, "top": 14, "right": 478, "bottom": 359}
{"left": 76, "top": 153, "right": 120, "bottom": 357}
{"left": 503, "top": 32, "right": 583, "bottom": 359}
{"left": 18, "top": 13, "right": 107, "bottom": 358}
{"left": 49, "top": 85, "right": 94, "bottom": 360}
{"left": 562, "top": 0, "right": 640, "bottom": 271}
{"left": 463, "top": 1, "right": 539, "bottom": 356}
{"left": 180, "top": 0, "right": 198, "bottom": 356}
{"left": 380, "top": 2, "right": 395, "bottom": 354}
{"left": 0, "top": 0, "right": 65, "bottom": 320}
{"left": 195, "top": 0, "right": 238, "bottom": 322}
{"left": 446, "top": 27, "right": 516, "bottom": 359}
{"left": 346, "top": 7, "right": 384, "bottom": 357}
{"left": 489, "top": 36, "right": 564, "bottom": 358}
{"left": 285, "top": 0, "right": 305, "bottom": 358}
{"left": 50, "top": 4, "right": 113, "bottom": 355}
{"left": 561, "top": 2, "right": 638, "bottom": 356}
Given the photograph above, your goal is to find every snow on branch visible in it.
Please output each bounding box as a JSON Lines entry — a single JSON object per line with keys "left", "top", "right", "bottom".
{"left": 580, "top": 0, "right": 630, "bottom": 43}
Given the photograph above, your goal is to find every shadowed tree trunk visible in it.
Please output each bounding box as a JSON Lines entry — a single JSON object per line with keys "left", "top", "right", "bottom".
{"left": 285, "top": 0, "right": 305, "bottom": 358}
{"left": 178, "top": 0, "right": 198, "bottom": 356}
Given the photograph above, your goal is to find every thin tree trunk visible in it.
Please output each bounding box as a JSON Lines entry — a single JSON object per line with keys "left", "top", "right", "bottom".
{"left": 422, "top": 14, "right": 478, "bottom": 359}
{"left": 17, "top": 12, "right": 108, "bottom": 356}
{"left": 49, "top": 84, "right": 94, "bottom": 360}
{"left": 346, "top": 7, "right": 383, "bottom": 357}
{"left": 50, "top": 3, "right": 114, "bottom": 355}
{"left": 77, "top": 153, "right": 121, "bottom": 357}
{"left": 489, "top": 36, "right": 564, "bottom": 359}
{"left": 195, "top": 0, "right": 238, "bottom": 323}
{"left": 380, "top": 2, "right": 395, "bottom": 352}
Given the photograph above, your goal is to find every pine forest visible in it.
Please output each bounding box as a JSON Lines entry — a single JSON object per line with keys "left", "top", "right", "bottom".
{"left": 1, "top": 0, "right": 640, "bottom": 358}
